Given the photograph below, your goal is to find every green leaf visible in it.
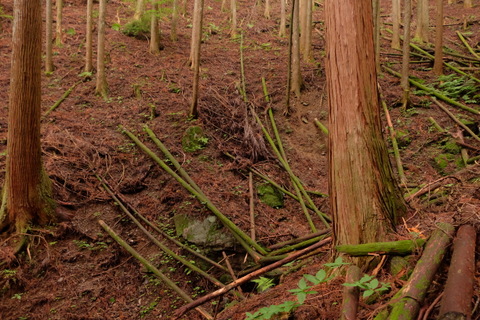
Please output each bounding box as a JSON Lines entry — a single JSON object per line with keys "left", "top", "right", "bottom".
{"left": 363, "top": 289, "right": 375, "bottom": 298}
{"left": 315, "top": 269, "right": 327, "bottom": 282}
{"left": 304, "top": 274, "right": 319, "bottom": 285}
{"left": 368, "top": 278, "right": 379, "bottom": 289}
{"left": 297, "top": 278, "right": 308, "bottom": 290}
{"left": 297, "top": 292, "right": 307, "bottom": 304}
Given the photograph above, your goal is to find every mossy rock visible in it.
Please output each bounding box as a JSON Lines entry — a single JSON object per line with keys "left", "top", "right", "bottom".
{"left": 182, "top": 126, "right": 209, "bottom": 152}
{"left": 122, "top": 16, "right": 151, "bottom": 39}
{"left": 173, "top": 214, "right": 236, "bottom": 250}
{"left": 257, "top": 183, "right": 284, "bottom": 208}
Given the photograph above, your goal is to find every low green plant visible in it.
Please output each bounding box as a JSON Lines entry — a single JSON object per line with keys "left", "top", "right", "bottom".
{"left": 343, "top": 274, "right": 390, "bottom": 298}
{"left": 414, "top": 74, "right": 480, "bottom": 103}
{"left": 251, "top": 277, "right": 275, "bottom": 293}
{"left": 245, "top": 258, "right": 348, "bottom": 320}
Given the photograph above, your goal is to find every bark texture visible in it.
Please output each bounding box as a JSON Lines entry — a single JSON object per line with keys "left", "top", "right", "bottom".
{"left": 85, "top": 0, "right": 93, "bottom": 72}
{"left": 95, "top": 0, "right": 108, "bottom": 99}
{"left": 55, "top": 0, "right": 63, "bottom": 46}
{"left": 433, "top": 0, "right": 444, "bottom": 75}
{"left": 190, "top": 0, "right": 204, "bottom": 117}
{"left": 439, "top": 225, "right": 476, "bottom": 319}
{"left": 414, "top": 0, "right": 429, "bottom": 43}
{"left": 149, "top": 1, "right": 160, "bottom": 54}
{"left": 325, "top": 0, "right": 405, "bottom": 262}
{"left": 4, "top": 0, "right": 54, "bottom": 233}
{"left": 391, "top": 0, "right": 401, "bottom": 49}
{"left": 45, "top": 0, "right": 53, "bottom": 72}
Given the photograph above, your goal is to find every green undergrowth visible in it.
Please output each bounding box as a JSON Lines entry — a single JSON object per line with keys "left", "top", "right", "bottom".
{"left": 413, "top": 74, "right": 480, "bottom": 103}
{"left": 244, "top": 258, "right": 390, "bottom": 320}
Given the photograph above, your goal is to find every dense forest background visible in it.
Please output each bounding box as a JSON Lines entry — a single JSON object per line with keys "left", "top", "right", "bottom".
{"left": 0, "top": 0, "right": 479, "bottom": 319}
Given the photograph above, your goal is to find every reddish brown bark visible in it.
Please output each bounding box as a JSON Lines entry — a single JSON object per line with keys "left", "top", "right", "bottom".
{"left": 439, "top": 225, "right": 476, "bottom": 320}
{"left": 325, "top": 0, "right": 405, "bottom": 261}
{"left": 4, "top": 0, "right": 54, "bottom": 233}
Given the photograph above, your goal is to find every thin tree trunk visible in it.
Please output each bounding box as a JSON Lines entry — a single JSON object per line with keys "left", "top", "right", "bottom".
{"left": 279, "top": 0, "right": 286, "bottom": 36}
{"left": 300, "top": 0, "right": 312, "bottom": 61}
{"left": 95, "top": 0, "right": 108, "bottom": 99}
{"left": 45, "top": 0, "right": 54, "bottom": 73}
{"left": 401, "top": 0, "right": 412, "bottom": 108}
{"left": 433, "top": 0, "right": 444, "bottom": 75}
{"left": 171, "top": 0, "right": 178, "bottom": 41}
{"left": 291, "top": 0, "right": 303, "bottom": 96}
{"left": 414, "top": 0, "right": 429, "bottom": 43}
{"left": 464, "top": 0, "right": 472, "bottom": 8}
{"left": 372, "top": 0, "right": 380, "bottom": 71}
{"left": 325, "top": 0, "right": 405, "bottom": 268}
{"left": 133, "top": 0, "right": 145, "bottom": 20}
{"left": 150, "top": 1, "right": 160, "bottom": 54}
{"left": 391, "top": 0, "right": 401, "bottom": 49}
{"left": 55, "top": 0, "right": 63, "bottom": 46}
{"left": 3, "top": 0, "right": 54, "bottom": 233}
{"left": 190, "top": 0, "right": 204, "bottom": 117}
{"left": 264, "top": 0, "right": 270, "bottom": 19}
{"left": 230, "top": 0, "right": 237, "bottom": 38}
{"left": 85, "top": 0, "right": 93, "bottom": 72}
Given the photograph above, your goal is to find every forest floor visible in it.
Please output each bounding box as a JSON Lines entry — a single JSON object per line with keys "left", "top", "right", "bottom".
{"left": 0, "top": 0, "right": 479, "bottom": 319}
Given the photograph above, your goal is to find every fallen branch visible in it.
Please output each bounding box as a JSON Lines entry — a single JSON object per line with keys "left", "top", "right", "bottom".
{"left": 387, "top": 223, "right": 455, "bottom": 320}
{"left": 173, "top": 237, "right": 332, "bottom": 318}
{"left": 43, "top": 80, "right": 82, "bottom": 118}
{"left": 456, "top": 31, "right": 480, "bottom": 60}
{"left": 122, "top": 127, "right": 267, "bottom": 257}
{"left": 431, "top": 97, "right": 480, "bottom": 142}
{"left": 335, "top": 239, "right": 425, "bottom": 256}
{"left": 383, "top": 66, "right": 480, "bottom": 115}
{"left": 99, "top": 220, "right": 214, "bottom": 320}
{"left": 97, "top": 175, "right": 225, "bottom": 287}
{"left": 439, "top": 225, "right": 476, "bottom": 319}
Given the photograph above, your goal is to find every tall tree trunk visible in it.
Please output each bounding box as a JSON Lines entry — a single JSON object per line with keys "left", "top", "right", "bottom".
{"left": 230, "top": 0, "right": 237, "bottom": 38}
{"left": 190, "top": 0, "right": 204, "bottom": 117}
{"left": 464, "top": 0, "right": 472, "bottom": 8}
{"left": 45, "top": 0, "right": 54, "bottom": 73}
{"left": 433, "top": 0, "right": 444, "bottom": 75}
{"left": 391, "top": 0, "right": 401, "bottom": 49}
{"left": 325, "top": 0, "right": 405, "bottom": 267}
{"left": 401, "top": 0, "right": 412, "bottom": 108}
{"left": 85, "top": 0, "right": 93, "bottom": 72}
{"left": 150, "top": 1, "right": 160, "bottom": 54}
{"left": 299, "top": 0, "right": 312, "bottom": 61}
{"left": 133, "top": 0, "right": 145, "bottom": 20}
{"left": 171, "top": 0, "right": 178, "bottom": 41}
{"left": 95, "top": 0, "right": 108, "bottom": 99}
{"left": 414, "top": 0, "right": 429, "bottom": 43}
{"left": 2, "top": 0, "right": 55, "bottom": 233}
{"left": 291, "top": 0, "right": 302, "bottom": 96}
{"left": 279, "top": 0, "right": 286, "bottom": 36}
{"left": 372, "top": 0, "right": 380, "bottom": 72}
{"left": 264, "top": 0, "right": 270, "bottom": 19}
{"left": 55, "top": 0, "right": 63, "bottom": 46}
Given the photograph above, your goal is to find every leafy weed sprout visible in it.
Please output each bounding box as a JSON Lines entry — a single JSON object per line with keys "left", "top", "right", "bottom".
{"left": 245, "top": 257, "right": 390, "bottom": 320}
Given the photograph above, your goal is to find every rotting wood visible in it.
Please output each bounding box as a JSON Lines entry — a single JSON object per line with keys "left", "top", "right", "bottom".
{"left": 336, "top": 239, "right": 425, "bottom": 257}
{"left": 173, "top": 237, "right": 332, "bottom": 318}
{"left": 386, "top": 223, "right": 455, "bottom": 320}
{"left": 99, "top": 220, "right": 214, "bottom": 320}
{"left": 341, "top": 265, "right": 361, "bottom": 320}
{"left": 439, "top": 225, "right": 476, "bottom": 319}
